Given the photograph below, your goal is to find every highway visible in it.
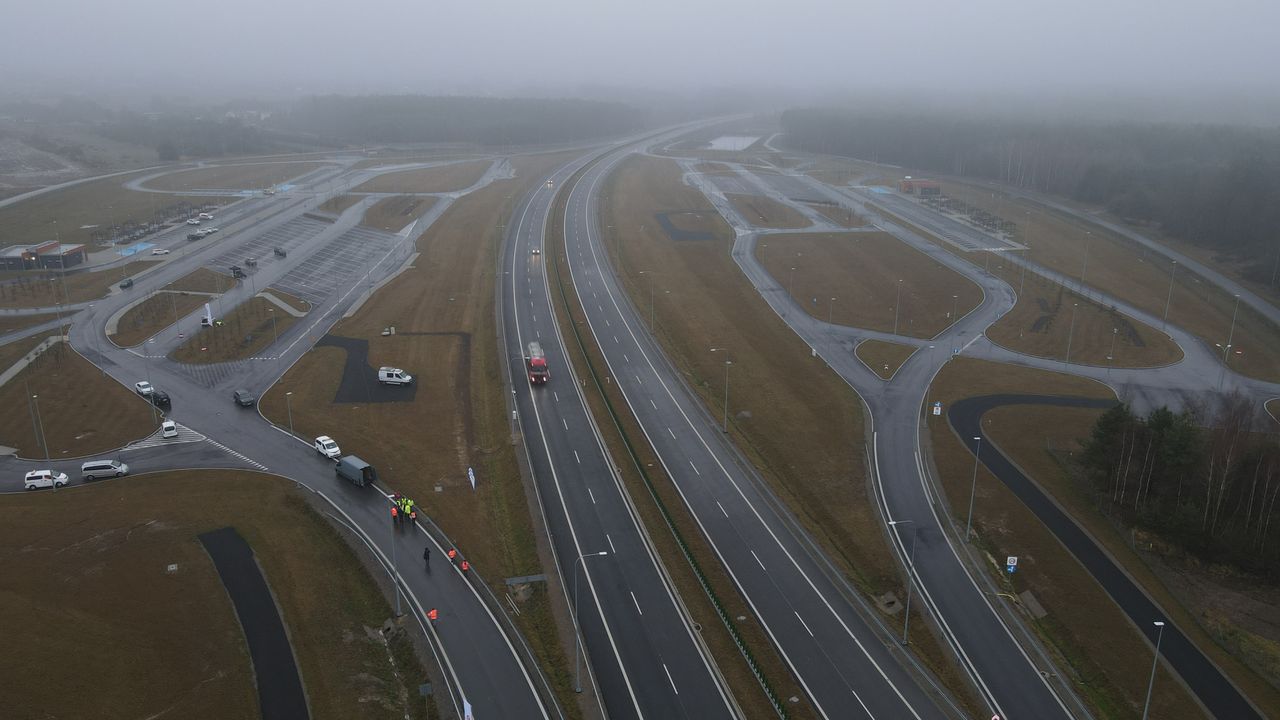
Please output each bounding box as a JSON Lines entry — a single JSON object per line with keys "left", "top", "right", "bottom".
{"left": 501, "top": 139, "right": 740, "bottom": 719}
{"left": 561, "top": 144, "right": 960, "bottom": 719}
{"left": 6, "top": 156, "right": 561, "bottom": 719}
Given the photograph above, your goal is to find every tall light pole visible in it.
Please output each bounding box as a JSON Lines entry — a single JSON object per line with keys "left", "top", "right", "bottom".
{"left": 1018, "top": 244, "right": 1030, "bottom": 297}
{"left": 788, "top": 266, "right": 797, "bottom": 302}
{"left": 268, "top": 307, "right": 279, "bottom": 367}
{"left": 951, "top": 294, "right": 959, "bottom": 322}
{"left": 285, "top": 391, "right": 295, "bottom": 437}
{"left": 1064, "top": 302, "right": 1079, "bottom": 365}
{"left": 1079, "top": 231, "right": 1092, "bottom": 291}
{"left": 966, "top": 436, "right": 983, "bottom": 541}
{"left": 828, "top": 297, "right": 836, "bottom": 325}
{"left": 1162, "top": 261, "right": 1177, "bottom": 328}
{"left": 389, "top": 507, "right": 401, "bottom": 616}
{"left": 573, "top": 550, "right": 609, "bottom": 693}
{"left": 710, "top": 348, "right": 731, "bottom": 432}
{"left": 888, "top": 519, "right": 917, "bottom": 645}
{"left": 143, "top": 339, "right": 158, "bottom": 426}
{"left": 1108, "top": 328, "right": 1118, "bottom": 372}
{"left": 31, "top": 393, "right": 50, "bottom": 463}
{"left": 1141, "top": 621, "right": 1167, "bottom": 720}
{"left": 639, "top": 270, "right": 655, "bottom": 327}
{"left": 893, "top": 279, "right": 903, "bottom": 335}
{"left": 1219, "top": 294, "right": 1241, "bottom": 390}
{"left": 88, "top": 304, "right": 105, "bottom": 375}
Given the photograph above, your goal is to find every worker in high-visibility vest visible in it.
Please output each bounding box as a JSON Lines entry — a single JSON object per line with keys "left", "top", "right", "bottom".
{"left": 390, "top": 505, "right": 398, "bottom": 522}
{"left": 447, "top": 548, "right": 457, "bottom": 562}
{"left": 427, "top": 608, "right": 438, "bottom": 623}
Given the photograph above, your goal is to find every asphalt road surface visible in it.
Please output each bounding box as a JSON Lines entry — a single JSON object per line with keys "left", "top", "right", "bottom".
{"left": 950, "top": 394, "right": 1264, "bottom": 720}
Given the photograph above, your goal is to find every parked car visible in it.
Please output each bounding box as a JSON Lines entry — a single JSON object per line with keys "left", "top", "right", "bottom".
{"left": 233, "top": 389, "right": 256, "bottom": 407}
{"left": 24, "top": 469, "right": 68, "bottom": 490}
{"left": 151, "top": 248, "right": 170, "bottom": 256}
{"left": 314, "top": 435, "right": 341, "bottom": 459}
{"left": 81, "top": 459, "right": 128, "bottom": 481}
{"left": 135, "top": 381, "right": 153, "bottom": 396}
{"left": 161, "top": 420, "right": 178, "bottom": 439}
{"left": 186, "top": 219, "right": 201, "bottom": 226}
{"left": 335, "top": 455, "right": 377, "bottom": 487}
{"left": 230, "top": 265, "right": 245, "bottom": 279}
{"left": 119, "top": 278, "right": 134, "bottom": 290}
{"left": 273, "top": 247, "right": 286, "bottom": 258}
{"left": 149, "top": 390, "right": 171, "bottom": 409}
{"left": 198, "top": 212, "right": 213, "bottom": 220}
{"left": 244, "top": 257, "right": 257, "bottom": 267}
{"left": 378, "top": 367, "right": 413, "bottom": 385}
{"left": 186, "top": 233, "right": 203, "bottom": 241}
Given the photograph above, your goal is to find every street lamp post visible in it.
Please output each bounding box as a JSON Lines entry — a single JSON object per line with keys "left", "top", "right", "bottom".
{"left": 1108, "top": 328, "right": 1118, "bottom": 372}
{"left": 893, "top": 279, "right": 903, "bottom": 335}
{"left": 788, "top": 266, "right": 796, "bottom": 301}
{"left": 828, "top": 297, "right": 836, "bottom": 325}
{"left": 143, "top": 339, "right": 158, "bottom": 426}
{"left": 966, "top": 436, "right": 983, "bottom": 541}
{"left": 389, "top": 511, "right": 401, "bottom": 617}
{"left": 951, "top": 294, "right": 959, "bottom": 322}
{"left": 268, "top": 308, "right": 279, "bottom": 366}
{"left": 286, "top": 391, "right": 295, "bottom": 438}
{"left": 1018, "top": 243, "right": 1030, "bottom": 297}
{"left": 1141, "top": 621, "right": 1167, "bottom": 720}
{"left": 1219, "top": 294, "right": 1241, "bottom": 390}
{"left": 573, "top": 550, "right": 609, "bottom": 693}
{"left": 1162, "top": 261, "right": 1177, "bottom": 328}
{"left": 1065, "top": 302, "right": 1079, "bottom": 364}
{"left": 1080, "top": 231, "right": 1092, "bottom": 291}
{"left": 31, "top": 394, "right": 50, "bottom": 463}
{"left": 88, "top": 304, "right": 105, "bottom": 375}
{"left": 639, "top": 271, "right": 655, "bottom": 327}
{"left": 710, "top": 348, "right": 732, "bottom": 432}
{"left": 888, "top": 519, "right": 917, "bottom": 645}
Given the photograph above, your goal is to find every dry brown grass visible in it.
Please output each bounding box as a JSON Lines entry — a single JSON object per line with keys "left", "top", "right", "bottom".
{"left": 605, "top": 154, "right": 982, "bottom": 713}
{"left": 353, "top": 160, "right": 491, "bottom": 194}
{"left": 725, "top": 193, "right": 811, "bottom": 229}
{"left": 163, "top": 267, "right": 237, "bottom": 295}
{"left": 0, "top": 260, "right": 159, "bottom": 308}
{"left": 261, "top": 287, "right": 311, "bottom": 314}
{"left": 984, "top": 266, "right": 1183, "bottom": 366}
{"left": 940, "top": 181, "right": 1280, "bottom": 382}
{"left": 0, "top": 471, "right": 434, "bottom": 720}
{"left": 0, "top": 341, "right": 154, "bottom": 457}
{"left": 984, "top": 404, "right": 1280, "bottom": 717}
{"left": 319, "top": 194, "right": 362, "bottom": 215}
{"left": 171, "top": 296, "right": 297, "bottom": 364}
{"left": 755, "top": 232, "right": 983, "bottom": 338}
{"left": 144, "top": 162, "right": 326, "bottom": 191}
{"left": 856, "top": 339, "right": 916, "bottom": 378}
{"left": 1268, "top": 399, "right": 1280, "bottom": 425}
{"left": 0, "top": 312, "right": 59, "bottom": 335}
{"left": 262, "top": 151, "right": 586, "bottom": 714}
{"left": 926, "top": 358, "right": 1209, "bottom": 718}
{"left": 0, "top": 330, "right": 63, "bottom": 373}
{"left": 110, "top": 291, "right": 211, "bottom": 347}
{"left": 0, "top": 172, "right": 227, "bottom": 248}
{"left": 363, "top": 196, "right": 438, "bottom": 233}
{"left": 805, "top": 201, "right": 865, "bottom": 227}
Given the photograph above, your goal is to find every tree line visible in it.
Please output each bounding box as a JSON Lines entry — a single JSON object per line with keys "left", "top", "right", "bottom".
{"left": 780, "top": 109, "right": 1280, "bottom": 283}
{"left": 1083, "top": 397, "right": 1280, "bottom": 574}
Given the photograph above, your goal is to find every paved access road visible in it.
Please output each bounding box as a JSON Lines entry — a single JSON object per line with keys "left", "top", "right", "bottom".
{"left": 502, "top": 133, "right": 741, "bottom": 719}
{"left": 950, "top": 394, "right": 1263, "bottom": 720}
{"left": 562, "top": 145, "right": 961, "bottom": 719}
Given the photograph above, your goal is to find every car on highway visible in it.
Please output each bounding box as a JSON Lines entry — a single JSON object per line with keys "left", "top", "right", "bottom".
{"left": 186, "top": 219, "right": 201, "bottom": 226}
{"left": 205, "top": 227, "right": 219, "bottom": 234}
{"left": 149, "top": 390, "right": 171, "bottom": 409}
{"left": 187, "top": 233, "right": 203, "bottom": 241}
{"left": 24, "top": 469, "right": 68, "bottom": 490}
{"left": 81, "top": 459, "right": 128, "bottom": 481}
{"left": 314, "top": 436, "right": 341, "bottom": 459}
{"left": 233, "top": 389, "right": 256, "bottom": 407}
{"left": 119, "top": 278, "right": 134, "bottom": 290}
{"left": 135, "top": 381, "right": 153, "bottom": 396}
{"left": 198, "top": 212, "right": 213, "bottom": 220}
{"left": 161, "top": 420, "right": 178, "bottom": 439}
{"left": 531, "top": 247, "right": 541, "bottom": 255}
{"left": 151, "top": 248, "right": 170, "bottom": 256}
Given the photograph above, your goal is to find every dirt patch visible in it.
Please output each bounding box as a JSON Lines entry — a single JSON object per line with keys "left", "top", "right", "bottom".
{"left": 755, "top": 231, "right": 983, "bottom": 338}
{"left": 353, "top": 160, "right": 491, "bottom": 194}
{"left": 163, "top": 267, "right": 237, "bottom": 295}
{"left": 0, "top": 311, "right": 59, "bottom": 335}
{"left": 363, "top": 196, "right": 437, "bottom": 233}
{"left": 261, "top": 288, "right": 311, "bottom": 314}
{"left": 110, "top": 291, "right": 212, "bottom": 347}
{"left": 856, "top": 339, "right": 916, "bottom": 378}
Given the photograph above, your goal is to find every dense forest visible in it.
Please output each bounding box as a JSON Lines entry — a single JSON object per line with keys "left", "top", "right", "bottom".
{"left": 1082, "top": 397, "right": 1280, "bottom": 574}
{"left": 276, "top": 95, "right": 642, "bottom": 146}
{"left": 780, "top": 109, "right": 1280, "bottom": 282}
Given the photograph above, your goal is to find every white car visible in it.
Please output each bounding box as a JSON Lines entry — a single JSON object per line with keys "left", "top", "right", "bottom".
{"left": 198, "top": 212, "right": 213, "bottom": 220}
{"left": 186, "top": 219, "right": 201, "bottom": 226}
{"left": 161, "top": 420, "right": 178, "bottom": 439}
{"left": 151, "top": 248, "right": 170, "bottom": 256}
{"left": 204, "top": 227, "right": 219, "bottom": 234}
{"left": 25, "top": 469, "right": 68, "bottom": 490}
{"left": 314, "top": 436, "right": 341, "bottom": 459}
{"left": 135, "top": 381, "right": 153, "bottom": 396}
{"left": 378, "top": 367, "right": 413, "bottom": 385}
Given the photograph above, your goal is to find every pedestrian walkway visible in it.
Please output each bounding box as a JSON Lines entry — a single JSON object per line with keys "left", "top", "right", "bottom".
{"left": 124, "top": 422, "right": 205, "bottom": 450}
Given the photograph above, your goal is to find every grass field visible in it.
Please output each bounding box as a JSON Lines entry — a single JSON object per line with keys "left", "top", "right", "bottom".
{"left": 925, "top": 358, "right": 1213, "bottom": 717}
{"left": 319, "top": 194, "right": 362, "bottom": 215}
{"left": 262, "top": 287, "right": 311, "bottom": 314}
{"left": 983, "top": 403, "right": 1280, "bottom": 717}
{"left": 604, "top": 154, "right": 983, "bottom": 714}
{"left": 725, "top": 193, "right": 811, "bottom": 229}
{"left": 984, "top": 266, "right": 1183, "bottom": 366}
{"left": 0, "top": 260, "right": 159, "bottom": 308}
{"left": 353, "top": 160, "right": 491, "bottom": 194}
{"left": 0, "top": 311, "right": 59, "bottom": 335}
{"left": 261, "top": 151, "right": 587, "bottom": 715}
{"left": 755, "top": 232, "right": 983, "bottom": 338}
{"left": 856, "top": 339, "right": 916, "bottom": 378}
{"left": 110, "top": 291, "right": 212, "bottom": 347}
{"left": 0, "top": 471, "right": 435, "bottom": 720}
{"left": 804, "top": 201, "right": 865, "bottom": 227}
{"left": 938, "top": 180, "right": 1280, "bottom": 382}
{"left": 0, "top": 340, "right": 154, "bottom": 457}
{"left": 363, "top": 196, "right": 438, "bottom": 233}
{"left": 0, "top": 330, "right": 63, "bottom": 374}
{"left": 143, "top": 162, "right": 326, "bottom": 191}
{"left": 171, "top": 295, "right": 298, "bottom": 364}
{"left": 164, "top": 267, "right": 236, "bottom": 295}
{"left": 0, "top": 171, "right": 228, "bottom": 248}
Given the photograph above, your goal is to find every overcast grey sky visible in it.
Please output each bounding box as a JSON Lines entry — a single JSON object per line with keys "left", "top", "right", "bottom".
{"left": 4, "top": 0, "right": 1279, "bottom": 106}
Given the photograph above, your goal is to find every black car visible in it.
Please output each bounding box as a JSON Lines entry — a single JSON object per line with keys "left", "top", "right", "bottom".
{"left": 119, "top": 278, "right": 134, "bottom": 290}
{"left": 273, "top": 247, "right": 286, "bottom": 258}
{"left": 233, "top": 390, "right": 256, "bottom": 407}
{"left": 149, "top": 390, "right": 171, "bottom": 409}
{"left": 187, "top": 233, "right": 202, "bottom": 241}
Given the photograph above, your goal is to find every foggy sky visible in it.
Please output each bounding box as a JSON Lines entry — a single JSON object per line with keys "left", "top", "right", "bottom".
{"left": 4, "top": 0, "right": 1280, "bottom": 112}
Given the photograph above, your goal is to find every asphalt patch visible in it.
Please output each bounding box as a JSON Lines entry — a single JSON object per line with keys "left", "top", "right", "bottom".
{"left": 316, "top": 334, "right": 419, "bottom": 403}
{"left": 199, "top": 527, "right": 310, "bottom": 720}
{"left": 654, "top": 211, "right": 715, "bottom": 241}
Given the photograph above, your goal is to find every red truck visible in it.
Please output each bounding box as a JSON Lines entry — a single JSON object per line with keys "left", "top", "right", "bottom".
{"left": 526, "top": 342, "right": 550, "bottom": 385}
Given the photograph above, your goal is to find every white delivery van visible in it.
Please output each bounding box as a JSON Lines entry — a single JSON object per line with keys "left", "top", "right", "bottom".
{"left": 378, "top": 367, "right": 413, "bottom": 386}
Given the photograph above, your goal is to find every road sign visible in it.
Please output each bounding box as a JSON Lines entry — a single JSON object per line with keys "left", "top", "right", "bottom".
{"left": 1007, "top": 556, "right": 1018, "bottom": 573}
{"left": 932, "top": 401, "right": 942, "bottom": 416}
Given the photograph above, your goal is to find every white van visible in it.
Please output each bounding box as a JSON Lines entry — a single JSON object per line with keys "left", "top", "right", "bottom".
{"left": 378, "top": 367, "right": 413, "bottom": 386}
{"left": 24, "top": 469, "right": 68, "bottom": 490}
{"left": 81, "top": 459, "right": 129, "bottom": 481}
{"left": 161, "top": 420, "right": 178, "bottom": 439}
